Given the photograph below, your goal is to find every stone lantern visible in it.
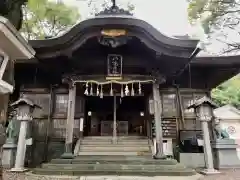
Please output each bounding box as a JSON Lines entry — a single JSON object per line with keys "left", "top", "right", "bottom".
{"left": 187, "top": 96, "right": 220, "bottom": 174}
{"left": 10, "top": 97, "right": 41, "bottom": 172}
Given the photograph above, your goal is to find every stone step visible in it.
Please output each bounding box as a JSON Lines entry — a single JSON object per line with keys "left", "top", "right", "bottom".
{"left": 80, "top": 145, "right": 150, "bottom": 152}
{"left": 41, "top": 163, "right": 187, "bottom": 171}
{"left": 51, "top": 156, "right": 178, "bottom": 165}
{"left": 81, "top": 140, "right": 149, "bottom": 145}
{"left": 83, "top": 136, "right": 148, "bottom": 140}
{"left": 78, "top": 151, "right": 150, "bottom": 156}
{"left": 34, "top": 155, "right": 196, "bottom": 176}
{"left": 33, "top": 167, "right": 196, "bottom": 176}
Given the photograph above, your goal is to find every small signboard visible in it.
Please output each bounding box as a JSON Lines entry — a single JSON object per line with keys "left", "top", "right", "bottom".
{"left": 106, "top": 54, "right": 122, "bottom": 80}
{"left": 101, "top": 29, "right": 126, "bottom": 37}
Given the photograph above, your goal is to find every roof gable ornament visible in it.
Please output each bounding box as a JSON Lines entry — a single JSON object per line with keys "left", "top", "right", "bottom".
{"left": 95, "top": 0, "right": 132, "bottom": 16}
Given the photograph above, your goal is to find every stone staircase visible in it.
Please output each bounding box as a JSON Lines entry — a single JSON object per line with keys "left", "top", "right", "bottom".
{"left": 32, "top": 136, "right": 196, "bottom": 176}
{"left": 78, "top": 136, "right": 151, "bottom": 156}
{"left": 33, "top": 155, "right": 196, "bottom": 176}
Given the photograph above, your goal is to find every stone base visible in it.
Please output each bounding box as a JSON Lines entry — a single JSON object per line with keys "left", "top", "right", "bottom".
{"left": 61, "top": 153, "right": 74, "bottom": 159}
{"left": 2, "top": 142, "right": 17, "bottom": 169}
{"left": 152, "top": 154, "right": 167, "bottom": 160}
{"left": 10, "top": 167, "right": 28, "bottom": 172}
{"left": 179, "top": 153, "right": 205, "bottom": 168}
{"left": 200, "top": 169, "right": 221, "bottom": 175}
{"left": 212, "top": 139, "right": 240, "bottom": 169}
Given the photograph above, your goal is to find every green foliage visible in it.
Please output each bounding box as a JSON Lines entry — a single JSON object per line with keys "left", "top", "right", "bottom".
{"left": 188, "top": 0, "right": 239, "bottom": 34}
{"left": 21, "top": 0, "right": 80, "bottom": 40}
{"left": 188, "top": 0, "right": 240, "bottom": 106}
{"left": 211, "top": 75, "right": 240, "bottom": 108}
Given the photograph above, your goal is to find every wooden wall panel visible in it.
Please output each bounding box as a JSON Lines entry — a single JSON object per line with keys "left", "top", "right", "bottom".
{"left": 162, "top": 93, "right": 177, "bottom": 117}
{"left": 22, "top": 93, "right": 50, "bottom": 118}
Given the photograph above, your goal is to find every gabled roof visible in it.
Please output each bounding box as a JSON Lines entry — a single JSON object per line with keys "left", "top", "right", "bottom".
{"left": 29, "top": 15, "right": 199, "bottom": 59}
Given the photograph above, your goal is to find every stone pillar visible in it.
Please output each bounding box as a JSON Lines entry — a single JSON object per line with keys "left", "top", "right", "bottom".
{"left": 152, "top": 83, "right": 165, "bottom": 159}
{"left": 62, "top": 83, "right": 76, "bottom": 159}
{"left": 187, "top": 96, "right": 220, "bottom": 175}
{"left": 201, "top": 118, "right": 215, "bottom": 172}
{"left": 9, "top": 98, "right": 40, "bottom": 172}
{"left": 112, "top": 95, "right": 117, "bottom": 144}
{"left": 12, "top": 120, "right": 28, "bottom": 171}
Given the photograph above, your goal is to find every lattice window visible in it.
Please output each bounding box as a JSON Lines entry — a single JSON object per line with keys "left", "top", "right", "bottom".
{"left": 51, "top": 118, "right": 80, "bottom": 139}
{"left": 181, "top": 94, "right": 195, "bottom": 114}
{"left": 54, "top": 94, "right": 68, "bottom": 117}
{"left": 52, "top": 119, "right": 66, "bottom": 138}
{"left": 162, "top": 93, "right": 177, "bottom": 117}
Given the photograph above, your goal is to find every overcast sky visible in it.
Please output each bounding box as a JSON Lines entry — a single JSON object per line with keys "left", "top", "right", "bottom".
{"left": 63, "top": 0, "right": 204, "bottom": 36}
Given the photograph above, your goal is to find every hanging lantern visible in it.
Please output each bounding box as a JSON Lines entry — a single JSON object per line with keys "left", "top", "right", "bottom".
{"left": 131, "top": 83, "right": 135, "bottom": 96}
{"left": 110, "top": 83, "right": 113, "bottom": 96}
{"left": 100, "top": 85, "right": 103, "bottom": 98}
{"left": 84, "top": 82, "right": 89, "bottom": 95}
{"left": 125, "top": 84, "right": 129, "bottom": 96}
{"left": 90, "top": 83, "right": 93, "bottom": 96}
{"left": 138, "top": 82, "right": 142, "bottom": 95}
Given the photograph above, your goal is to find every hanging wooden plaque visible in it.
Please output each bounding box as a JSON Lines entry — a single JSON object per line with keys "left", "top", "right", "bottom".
{"left": 106, "top": 54, "right": 122, "bottom": 80}
{"left": 101, "top": 29, "right": 126, "bottom": 37}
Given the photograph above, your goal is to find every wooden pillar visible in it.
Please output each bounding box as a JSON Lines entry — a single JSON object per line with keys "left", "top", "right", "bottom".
{"left": 43, "top": 86, "right": 55, "bottom": 162}
{"left": 152, "top": 83, "right": 166, "bottom": 159}
{"left": 62, "top": 83, "right": 76, "bottom": 159}
{"left": 112, "top": 95, "right": 117, "bottom": 144}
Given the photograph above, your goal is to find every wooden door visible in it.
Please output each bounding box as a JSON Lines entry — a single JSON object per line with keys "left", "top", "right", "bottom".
{"left": 101, "top": 121, "right": 113, "bottom": 136}
{"left": 90, "top": 118, "right": 99, "bottom": 136}
{"left": 117, "top": 121, "right": 128, "bottom": 136}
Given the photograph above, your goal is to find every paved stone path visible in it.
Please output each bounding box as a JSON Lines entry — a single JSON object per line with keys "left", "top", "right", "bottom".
{"left": 79, "top": 175, "right": 203, "bottom": 180}
{"left": 3, "top": 169, "right": 240, "bottom": 180}
{"left": 199, "top": 169, "right": 240, "bottom": 180}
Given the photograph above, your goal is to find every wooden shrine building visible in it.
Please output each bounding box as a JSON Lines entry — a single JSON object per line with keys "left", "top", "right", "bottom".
{"left": 10, "top": 5, "right": 240, "bottom": 167}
